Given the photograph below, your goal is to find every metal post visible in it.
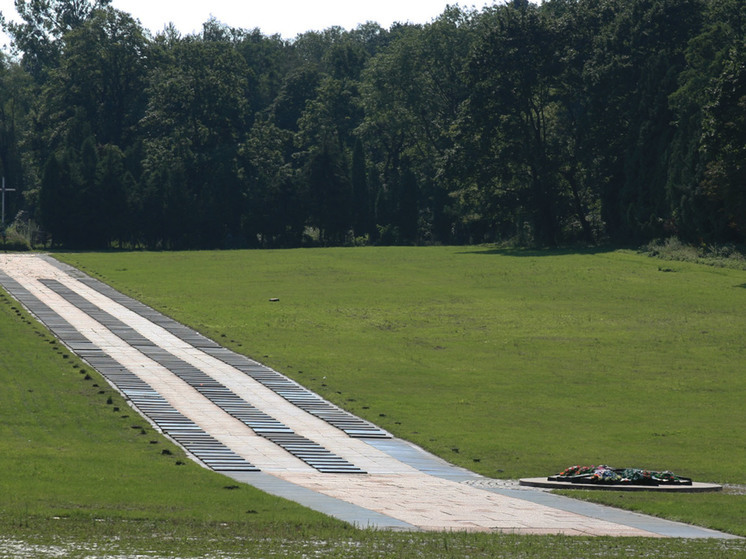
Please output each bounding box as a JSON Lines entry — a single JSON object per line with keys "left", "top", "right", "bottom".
{"left": 1, "top": 176, "right": 16, "bottom": 228}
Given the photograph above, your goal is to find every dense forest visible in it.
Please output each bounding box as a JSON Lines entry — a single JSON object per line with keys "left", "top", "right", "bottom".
{"left": 0, "top": 0, "right": 744, "bottom": 249}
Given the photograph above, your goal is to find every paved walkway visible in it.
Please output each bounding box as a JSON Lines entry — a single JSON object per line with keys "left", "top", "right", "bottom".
{"left": 0, "top": 254, "right": 738, "bottom": 538}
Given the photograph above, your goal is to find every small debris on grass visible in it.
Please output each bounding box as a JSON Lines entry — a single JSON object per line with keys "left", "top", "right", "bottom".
{"left": 269, "top": 297, "right": 280, "bottom": 302}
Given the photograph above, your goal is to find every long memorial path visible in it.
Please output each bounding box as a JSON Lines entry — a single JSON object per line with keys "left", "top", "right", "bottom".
{"left": 0, "top": 254, "right": 737, "bottom": 538}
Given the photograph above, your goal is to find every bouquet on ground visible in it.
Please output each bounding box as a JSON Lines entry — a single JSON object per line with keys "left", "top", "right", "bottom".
{"left": 549, "top": 464, "right": 692, "bottom": 486}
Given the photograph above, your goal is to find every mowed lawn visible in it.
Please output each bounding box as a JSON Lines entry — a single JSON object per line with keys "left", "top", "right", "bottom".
{"left": 58, "top": 247, "right": 746, "bottom": 536}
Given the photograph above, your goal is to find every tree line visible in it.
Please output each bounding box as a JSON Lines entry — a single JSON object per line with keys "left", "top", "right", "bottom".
{"left": 0, "top": 0, "right": 744, "bottom": 249}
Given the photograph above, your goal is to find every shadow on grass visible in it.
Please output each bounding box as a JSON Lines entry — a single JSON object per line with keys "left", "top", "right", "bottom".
{"left": 460, "top": 245, "right": 622, "bottom": 258}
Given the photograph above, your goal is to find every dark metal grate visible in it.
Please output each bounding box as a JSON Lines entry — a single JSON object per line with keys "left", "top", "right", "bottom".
{"left": 40, "top": 279, "right": 366, "bottom": 474}
{"left": 0, "top": 273, "right": 257, "bottom": 473}
{"left": 53, "top": 266, "right": 391, "bottom": 440}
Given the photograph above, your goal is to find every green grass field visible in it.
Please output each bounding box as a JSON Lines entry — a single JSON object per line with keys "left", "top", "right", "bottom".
{"left": 1, "top": 246, "right": 745, "bottom": 556}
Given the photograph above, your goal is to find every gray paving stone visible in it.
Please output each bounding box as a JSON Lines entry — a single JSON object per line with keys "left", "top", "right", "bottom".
{"left": 225, "top": 472, "right": 417, "bottom": 530}
{"left": 485, "top": 488, "right": 742, "bottom": 539}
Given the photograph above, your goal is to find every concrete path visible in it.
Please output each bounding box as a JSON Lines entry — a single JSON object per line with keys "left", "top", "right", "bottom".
{"left": 0, "top": 254, "right": 738, "bottom": 538}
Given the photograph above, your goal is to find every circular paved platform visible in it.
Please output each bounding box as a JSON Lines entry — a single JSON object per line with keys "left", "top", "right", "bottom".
{"left": 520, "top": 477, "right": 722, "bottom": 492}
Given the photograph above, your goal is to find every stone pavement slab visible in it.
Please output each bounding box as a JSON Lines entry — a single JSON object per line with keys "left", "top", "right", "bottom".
{"left": 0, "top": 254, "right": 738, "bottom": 539}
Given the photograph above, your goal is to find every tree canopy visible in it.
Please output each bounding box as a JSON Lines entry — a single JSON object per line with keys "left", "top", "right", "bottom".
{"left": 0, "top": 0, "right": 744, "bottom": 248}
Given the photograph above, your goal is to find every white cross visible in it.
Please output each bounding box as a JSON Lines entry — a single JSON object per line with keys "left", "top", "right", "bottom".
{"left": 1, "top": 176, "right": 16, "bottom": 228}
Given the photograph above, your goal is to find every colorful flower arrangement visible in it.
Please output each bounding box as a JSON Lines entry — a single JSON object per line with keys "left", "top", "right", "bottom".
{"left": 549, "top": 465, "right": 692, "bottom": 486}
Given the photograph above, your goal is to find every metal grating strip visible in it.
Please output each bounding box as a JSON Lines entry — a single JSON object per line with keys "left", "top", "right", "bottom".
{"left": 0, "top": 274, "right": 258, "bottom": 473}
{"left": 40, "top": 262, "right": 392, "bottom": 440}
{"left": 40, "top": 279, "right": 365, "bottom": 475}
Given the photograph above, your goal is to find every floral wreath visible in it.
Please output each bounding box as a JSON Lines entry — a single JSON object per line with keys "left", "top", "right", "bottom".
{"left": 549, "top": 465, "right": 692, "bottom": 485}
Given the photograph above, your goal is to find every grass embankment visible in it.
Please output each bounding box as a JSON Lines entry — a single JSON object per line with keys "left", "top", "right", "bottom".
{"left": 1, "top": 247, "right": 744, "bottom": 556}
